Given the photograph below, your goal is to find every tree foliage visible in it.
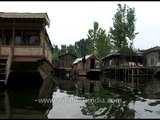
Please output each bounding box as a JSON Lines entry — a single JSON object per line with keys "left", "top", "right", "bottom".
{"left": 109, "top": 4, "right": 138, "bottom": 54}
{"left": 67, "top": 44, "right": 77, "bottom": 56}
{"left": 87, "top": 21, "right": 111, "bottom": 58}
{"left": 75, "top": 38, "right": 87, "bottom": 57}
{"left": 52, "top": 44, "right": 60, "bottom": 61}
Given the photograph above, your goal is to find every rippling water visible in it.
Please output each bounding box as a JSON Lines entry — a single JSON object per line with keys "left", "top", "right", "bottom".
{"left": 1, "top": 74, "right": 160, "bottom": 119}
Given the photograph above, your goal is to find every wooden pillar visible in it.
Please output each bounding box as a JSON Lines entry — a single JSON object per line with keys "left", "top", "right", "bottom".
{"left": 12, "top": 19, "right": 15, "bottom": 56}
{"left": 42, "top": 22, "right": 46, "bottom": 58}
{"left": 137, "top": 68, "right": 139, "bottom": 76}
{"left": 21, "top": 30, "right": 23, "bottom": 45}
{"left": 127, "top": 68, "right": 129, "bottom": 79}
{"left": 114, "top": 68, "right": 116, "bottom": 78}
{"left": 131, "top": 68, "right": 134, "bottom": 77}
{"left": 131, "top": 76, "right": 134, "bottom": 91}
{"left": 12, "top": 19, "right": 15, "bottom": 45}
{"left": 2, "top": 30, "right": 4, "bottom": 45}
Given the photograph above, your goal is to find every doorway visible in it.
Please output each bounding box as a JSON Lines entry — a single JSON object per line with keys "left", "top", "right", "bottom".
{"left": 90, "top": 58, "right": 95, "bottom": 69}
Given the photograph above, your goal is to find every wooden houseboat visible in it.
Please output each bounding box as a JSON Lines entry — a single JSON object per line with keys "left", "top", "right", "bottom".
{"left": 143, "top": 46, "right": 160, "bottom": 77}
{"left": 72, "top": 54, "right": 100, "bottom": 80}
{"left": 143, "top": 46, "right": 160, "bottom": 67}
{"left": 0, "top": 12, "right": 56, "bottom": 87}
{"left": 100, "top": 52, "right": 152, "bottom": 78}
{"left": 55, "top": 52, "right": 77, "bottom": 79}
{"left": 101, "top": 52, "right": 144, "bottom": 70}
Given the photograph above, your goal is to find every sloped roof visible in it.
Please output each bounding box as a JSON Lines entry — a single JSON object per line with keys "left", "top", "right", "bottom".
{"left": 101, "top": 52, "right": 143, "bottom": 61}
{"left": 73, "top": 54, "right": 99, "bottom": 65}
{"left": 0, "top": 12, "right": 50, "bottom": 27}
{"left": 143, "top": 46, "right": 160, "bottom": 55}
{"left": 58, "top": 52, "right": 77, "bottom": 59}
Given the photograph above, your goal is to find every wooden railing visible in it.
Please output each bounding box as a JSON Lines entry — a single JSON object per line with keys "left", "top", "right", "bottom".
{"left": 0, "top": 45, "right": 52, "bottom": 62}
{"left": 0, "top": 46, "right": 43, "bottom": 56}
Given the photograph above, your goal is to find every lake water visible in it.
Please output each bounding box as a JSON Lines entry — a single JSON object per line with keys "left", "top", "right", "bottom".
{"left": 1, "top": 74, "right": 160, "bottom": 119}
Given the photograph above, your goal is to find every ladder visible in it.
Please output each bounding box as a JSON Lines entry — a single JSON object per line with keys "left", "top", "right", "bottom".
{"left": 0, "top": 58, "right": 7, "bottom": 84}
{"left": 0, "top": 54, "right": 12, "bottom": 85}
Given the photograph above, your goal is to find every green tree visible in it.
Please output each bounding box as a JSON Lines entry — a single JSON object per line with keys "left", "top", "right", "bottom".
{"left": 67, "top": 44, "right": 77, "bottom": 56}
{"left": 52, "top": 44, "right": 60, "bottom": 61}
{"left": 87, "top": 21, "right": 111, "bottom": 58}
{"left": 60, "top": 45, "right": 67, "bottom": 55}
{"left": 75, "top": 38, "right": 87, "bottom": 57}
{"left": 109, "top": 4, "right": 138, "bottom": 54}
{"left": 96, "top": 32, "right": 111, "bottom": 58}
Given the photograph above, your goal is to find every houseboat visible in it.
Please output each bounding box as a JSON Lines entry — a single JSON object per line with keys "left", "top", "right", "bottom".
{"left": 143, "top": 46, "right": 160, "bottom": 77}
{"left": 100, "top": 52, "right": 152, "bottom": 78}
{"left": 143, "top": 46, "right": 160, "bottom": 67}
{"left": 72, "top": 54, "right": 100, "bottom": 80}
{"left": 101, "top": 52, "right": 144, "bottom": 69}
{"left": 0, "top": 12, "right": 56, "bottom": 87}
{"left": 55, "top": 52, "right": 77, "bottom": 79}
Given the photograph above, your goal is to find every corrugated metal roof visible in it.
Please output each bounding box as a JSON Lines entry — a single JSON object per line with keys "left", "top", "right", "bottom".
{"left": 0, "top": 12, "right": 50, "bottom": 26}
{"left": 73, "top": 54, "right": 95, "bottom": 65}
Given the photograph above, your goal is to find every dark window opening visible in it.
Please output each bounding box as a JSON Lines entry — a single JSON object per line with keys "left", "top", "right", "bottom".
{"left": 23, "top": 30, "right": 40, "bottom": 46}
{"left": 90, "top": 58, "right": 95, "bottom": 69}
{"left": 0, "top": 31, "right": 3, "bottom": 45}
{"left": 1, "top": 30, "right": 40, "bottom": 46}
{"left": 5, "top": 30, "right": 12, "bottom": 45}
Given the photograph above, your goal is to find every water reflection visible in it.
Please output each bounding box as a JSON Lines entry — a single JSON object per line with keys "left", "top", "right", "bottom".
{"left": 0, "top": 83, "right": 54, "bottom": 119}
{"left": 1, "top": 74, "right": 160, "bottom": 118}
{"left": 48, "top": 75, "right": 160, "bottom": 119}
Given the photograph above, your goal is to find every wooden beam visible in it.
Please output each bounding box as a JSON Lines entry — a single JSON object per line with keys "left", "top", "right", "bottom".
{"left": 0, "top": 22, "right": 43, "bottom": 27}
{"left": 42, "top": 22, "right": 45, "bottom": 58}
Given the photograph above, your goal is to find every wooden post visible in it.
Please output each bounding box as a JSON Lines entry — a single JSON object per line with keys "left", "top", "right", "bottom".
{"left": 2, "top": 30, "right": 4, "bottom": 45}
{"left": 42, "top": 22, "right": 46, "bottom": 58}
{"left": 5, "top": 91, "right": 11, "bottom": 118}
{"left": 12, "top": 19, "right": 15, "bottom": 56}
{"left": 132, "top": 68, "right": 134, "bottom": 77}
{"left": 12, "top": 19, "right": 15, "bottom": 46}
{"left": 114, "top": 68, "right": 115, "bottom": 78}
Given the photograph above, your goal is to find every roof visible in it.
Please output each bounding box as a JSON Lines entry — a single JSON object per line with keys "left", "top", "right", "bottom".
{"left": 0, "top": 12, "right": 50, "bottom": 27}
{"left": 58, "top": 52, "right": 77, "bottom": 59}
{"left": 73, "top": 54, "right": 99, "bottom": 65}
{"left": 101, "top": 52, "right": 143, "bottom": 61}
{"left": 143, "top": 46, "right": 160, "bottom": 55}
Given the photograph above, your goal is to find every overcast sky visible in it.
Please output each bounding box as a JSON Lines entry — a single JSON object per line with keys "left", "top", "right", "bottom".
{"left": 0, "top": 1, "right": 160, "bottom": 50}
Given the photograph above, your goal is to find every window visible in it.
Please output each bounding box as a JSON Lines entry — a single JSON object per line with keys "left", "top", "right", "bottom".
{"left": 29, "top": 36, "right": 39, "bottom": 45}
{"left": 23, "top": 30, "right": 40, "bottom": 46}
{"left": 15, "top": 30, "right": 22, "bottom": 45}
{"left": 151, "top": 57, "right": 154, "bottom": 65}
{"left": 5, "top": 30, "right": 12, "bottom": 45}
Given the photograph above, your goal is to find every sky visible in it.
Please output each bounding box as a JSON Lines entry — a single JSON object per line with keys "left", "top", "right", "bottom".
{"left": 0, "top": 1, "right": 160, "bottom": 50}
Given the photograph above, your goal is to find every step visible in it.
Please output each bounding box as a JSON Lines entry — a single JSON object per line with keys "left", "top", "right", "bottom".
{"left": 0, "top": 107, "right": 5, "bottom": 111}
{"left": 0, "top": 59, "right": 7, "bottom": 62}
{"left": 0, "top": 63, "right": 6, "bottom": 67}
{"left": 0, "top": 72, "right": 6, "bottom": 75}
{"left": 0, "top": 63, "right": 6, "bottom": 65}
{"left": 0, "top": 74, "right": 5, "bottom": 77}
{"left": 0, "top": 69, "right": 5, "bottom": 73}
